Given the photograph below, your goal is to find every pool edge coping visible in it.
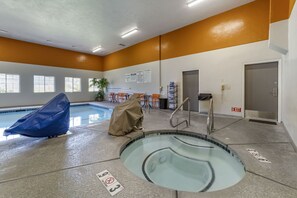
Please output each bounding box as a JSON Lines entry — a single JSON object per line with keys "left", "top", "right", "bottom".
{"left": 120, "top": 129, "right": 246, "bottom": 170}
{"left": 0, "top": 102, "right": 114, "bottom": 113}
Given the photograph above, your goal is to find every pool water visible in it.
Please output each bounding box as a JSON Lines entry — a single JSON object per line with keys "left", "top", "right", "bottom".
{"left": 120, "top": 132, "right": 246, "bottom": 192}
{"left": 0, "top": 105, "right": 113, "bottom": 141}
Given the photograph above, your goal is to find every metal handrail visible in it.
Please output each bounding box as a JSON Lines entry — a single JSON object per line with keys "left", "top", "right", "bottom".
{"left": 170, "top": 97, "right": 191, "bottom": 128}
{"left": 207, "top": 98, "right": 214, "bottom": 135}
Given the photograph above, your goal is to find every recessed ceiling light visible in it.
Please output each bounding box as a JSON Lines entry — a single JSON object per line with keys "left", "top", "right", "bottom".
{"left": 121, "top": 28, "right": 139, "bottom": 38}
{"left": 187, "top": 0, "right": 203, "bottom": 7}
{"left": 92, "top": 46, "right": 102, "bottom": 53}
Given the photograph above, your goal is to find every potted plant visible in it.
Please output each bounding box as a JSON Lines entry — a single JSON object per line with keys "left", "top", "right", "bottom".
{"left": 90, "top": 78, "right": 109, "bottom": 101}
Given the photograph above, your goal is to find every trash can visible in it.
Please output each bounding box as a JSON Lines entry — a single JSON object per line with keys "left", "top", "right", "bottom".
{"left": 159, "top": 98, "right": 168, "bottom": 109}
{"left": 198, "top": 93, "right": 212, "bottom": 101}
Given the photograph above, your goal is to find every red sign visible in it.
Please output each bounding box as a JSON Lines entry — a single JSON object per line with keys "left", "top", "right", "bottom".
{"left": 231, "top": 107, "right": 241, "bottom": 112}
{"left": 105, "top": 176, "right": 115, "bottom": 186}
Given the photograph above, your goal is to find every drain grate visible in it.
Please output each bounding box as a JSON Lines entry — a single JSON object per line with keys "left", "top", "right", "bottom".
{"left": 249, "top": 119, "right": 277, "bottom": 125}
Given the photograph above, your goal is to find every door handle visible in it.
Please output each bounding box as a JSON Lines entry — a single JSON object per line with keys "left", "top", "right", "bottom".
{"left": 271, "top": 87, "right": 278, "bottom": 97}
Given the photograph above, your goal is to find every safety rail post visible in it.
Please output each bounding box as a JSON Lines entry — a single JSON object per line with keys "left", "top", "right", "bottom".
{"left": 170, "top": 97, "right": 191, "bottom": 128}
{"left": 207, "top": 98, "right": 214, "bottom": 135}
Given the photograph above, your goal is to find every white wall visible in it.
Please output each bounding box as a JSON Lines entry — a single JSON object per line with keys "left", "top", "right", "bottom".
{"left": 0, "top": 61, "right": 102, "bottom": 107}
{"left": 269, "top": 20, "right": 289, "bottom": 55}
{"left": 103, "top": 40, "right": 281, "bottom": 116}
{"left": 104, "top": 61, "right": 160, "bottom": 95}
{"left": 160, "top": 40, "right": 281, "bottom": 116}
{"left": 0, "top": 39, "right": 283, "bottom": 119}
{"left": 283, "top": 3, "right": 297, "bottom": 146}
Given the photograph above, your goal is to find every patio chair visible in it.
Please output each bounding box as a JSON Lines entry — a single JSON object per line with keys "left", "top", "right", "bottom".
{"left": 108, "top": 92, "right": 116, "bottom": 102}
{"left": 117, "top": 92, "right": 127, "bottom": 103}
{"left": 133, "top": 93, "right": 146, "bottom": 106}
{"left": 151, "top": 94, "right": 160, "bottom": 108}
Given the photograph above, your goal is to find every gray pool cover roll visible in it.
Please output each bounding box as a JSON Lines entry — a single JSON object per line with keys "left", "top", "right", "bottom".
{"left": 108, "top": 94, "right": 143, "bottom": 136}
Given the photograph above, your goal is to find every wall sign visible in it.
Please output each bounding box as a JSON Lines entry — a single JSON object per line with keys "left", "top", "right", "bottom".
{"left": 231, "top": 107, "right": 241, "bottom": 112}
{"left": 125, "top": 73, "right": 137, "bottom": 83}
{"left": 143, "top": 70, "right": 152, "bottom": 83}
{"left": 125, "top": 70, "right": 151, "bottom": 84}
{"left": 96, "top": 169, "right": 124, "bottom": 196}
{"left": 136, "top": 71, "right": 144, "bottom": 83}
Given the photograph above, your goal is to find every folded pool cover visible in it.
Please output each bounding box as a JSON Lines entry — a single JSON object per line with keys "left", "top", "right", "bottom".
{"left": 4, "top": 93, "right": 70, "bottom": 137}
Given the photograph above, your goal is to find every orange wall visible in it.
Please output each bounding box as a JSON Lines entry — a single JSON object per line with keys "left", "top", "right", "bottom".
{"left": 0, "top": 37, "right": 103, "bottom": 71}
{"left": 270, "top": 0, "right": 296, "bottom": 22}
{"left": 103, "top": 37, "right": 160, "bottom": 71}
{"left": 289, "top": 0, "right": 296, "bottom": 16}
{"left": 161, "top": 0, "right": 270, "bottom": 60}
{"left": 270, "top": 0, "right": 290, "bottom": 23}
{"left": 103, "top": 0, "right": 271, "bottom": 69}
{"left": 2, "top": 0, "right": 286, "bottom": 72}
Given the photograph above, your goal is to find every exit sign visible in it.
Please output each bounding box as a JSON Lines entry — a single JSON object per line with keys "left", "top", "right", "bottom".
{"left": 231, "top": 107, "right": 241, "bottom": 112}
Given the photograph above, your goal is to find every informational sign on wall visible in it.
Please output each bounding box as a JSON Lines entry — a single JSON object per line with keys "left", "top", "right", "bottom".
{"left": 125, "top": 70, "right": 151, "bottom": 84}
{"left": 136, "top": 71, "right": 144, "bottom": 83}
{"left": 125, "top": 73, "right": 137, "bottom": 83}
{"left": 130, "top": 73, "right": 137, "bottom": 82}
{"left": 231, "top": 107, "right": 241, "bottom": 112}
{"left": 143, "top": 70, "right": 152, "bottom": 83}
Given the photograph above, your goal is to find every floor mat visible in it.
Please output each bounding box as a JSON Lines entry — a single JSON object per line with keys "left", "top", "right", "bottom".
{"left": 249, "top": 119, "right": 277, "bottom": 125}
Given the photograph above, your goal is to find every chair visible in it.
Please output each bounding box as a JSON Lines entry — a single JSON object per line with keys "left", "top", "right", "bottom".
{"left": 133, "top": 93, "right": 146, "bottom": 106}
{"left": 108, "top": 92, "right": 115, "bottom": 102}
{"left": 151, "top": 94, "right": 160, "bottom": 108}
{"left": 117, "top": 92, "right": 127, "bottom": 103}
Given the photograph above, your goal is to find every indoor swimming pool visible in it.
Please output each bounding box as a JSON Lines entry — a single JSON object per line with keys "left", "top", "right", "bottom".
{"left": 0, "top": 104, "right": 113, "bottom": 141}
{"left": 121, "top": 131, "right": 246, "bottom": 192}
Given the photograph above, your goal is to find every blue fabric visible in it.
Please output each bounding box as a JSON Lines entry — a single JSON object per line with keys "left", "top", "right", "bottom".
{"left": 4, "top": 93, "right": 70, "bottom": 137}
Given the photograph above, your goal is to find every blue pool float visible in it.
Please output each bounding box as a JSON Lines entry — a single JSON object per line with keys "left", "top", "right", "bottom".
{"left": 4, "top": 93, "right": 70, "bottom": 137}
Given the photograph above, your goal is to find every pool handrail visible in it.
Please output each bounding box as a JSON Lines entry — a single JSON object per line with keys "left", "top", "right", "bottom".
{"left": 170, "top": 97, "right": 191, "bottom": 128}
{"left": 207, "top": 98, "right": 214, "bottom": 135}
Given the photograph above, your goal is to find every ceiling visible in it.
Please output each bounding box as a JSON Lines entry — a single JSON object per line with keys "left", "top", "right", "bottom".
{"left": 0, "top": 0, "right": 254, "bottom": 56}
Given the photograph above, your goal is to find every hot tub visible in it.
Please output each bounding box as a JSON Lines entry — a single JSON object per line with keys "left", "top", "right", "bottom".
{"left": 120, "top": 131, "right": 245, "bottom": 192}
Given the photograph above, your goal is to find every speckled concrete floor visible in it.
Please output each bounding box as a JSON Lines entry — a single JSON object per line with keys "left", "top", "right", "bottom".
{"left": 0, "top": 103, "right": 297, "bottom": 198}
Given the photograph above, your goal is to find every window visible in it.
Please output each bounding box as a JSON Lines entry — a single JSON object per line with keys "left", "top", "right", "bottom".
{"left": 0, "top": 73, "right": 20, "bottom": 93}
{"left": 45, "top": 76, "right": 55, "bottom": 92}
{"left": 0, "top": 74, "right": 5, "bottom": 93}
{"left": 34, "top": 75, "right": 55, "bottom": 93}
{"left": 88, "top": 78, "right": 99, "bottom": 92}
{"left": 89, "top": 114, "right": 99, "bottom": 123}
{"left": 65, "top": 77, "right": 81, "bottom": 92}
{"left": 70, "top": 116, "right": 81, "bottom": 127}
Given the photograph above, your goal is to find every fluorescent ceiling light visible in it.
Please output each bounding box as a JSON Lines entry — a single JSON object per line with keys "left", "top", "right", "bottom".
{"left": 92, "top": 46, "right": 102, "bottom": 53}
{"left": 121, "top": 28, "right": 139, "bottom": 38}
{"left": 187, "top": 0, "right": 203, "bottom": 7}
{"left": 0, "top": 29, "right": 8, "bottom": 34}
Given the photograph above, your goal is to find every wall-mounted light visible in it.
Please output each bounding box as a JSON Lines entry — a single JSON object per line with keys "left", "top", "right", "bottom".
{"left": 121, "top": 28, "right": 139, "bottom": 38}
{"left": 187, "top": 0, "right": 203, "bottom": 8}
{"left": 92, "top": 46, "right": 102, "bottom": 53}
